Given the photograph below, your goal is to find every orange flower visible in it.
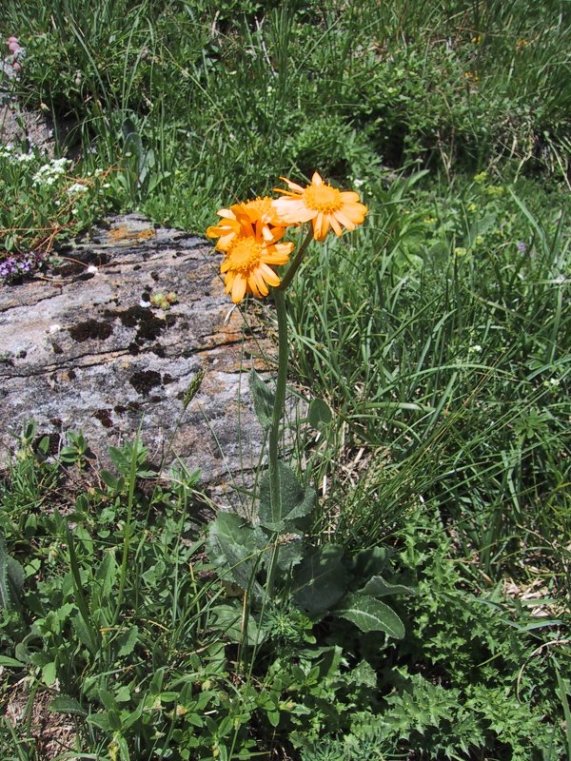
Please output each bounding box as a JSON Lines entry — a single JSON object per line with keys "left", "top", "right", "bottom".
{"left": 272, "top": 172, "right": 368, "bottom": 241}
{"left": 206, "top": 197, "right": 287, "bottom": 253}
{"left": 217, "top": 217, "right": 293, "bottom": 304}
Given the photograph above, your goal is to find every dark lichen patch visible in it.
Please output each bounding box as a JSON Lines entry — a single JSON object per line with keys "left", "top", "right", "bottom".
{"left": 162, "top": 373, "right": 173, "bottom": 385}
{"left": 68, "top": 369, "right": 76, "bottom": 381}
{"left": 93, "top": 408, "right": 114, "bottom": 428}
{"left": 51, "top": 342, "right": 63, "bottom": 355}
{"left": 128, "top": 341, "right": 140, "bottom": 355}
{"left": 84, "top": 251, "right": 110, "bottom": 267}
{"left": 152, "top": 344, "right": 165, "bottom": 358}
{"left": 105, "top": 305, "right": 167, "bottom": 342}
{"left": 130, "top": 370, "right": 161, "bottom": 395}
{"left": 69, "top": 319, "right": 113, "bottom": 342}
{"left": 114, "top": 401, "right": 142, "bottom": 414}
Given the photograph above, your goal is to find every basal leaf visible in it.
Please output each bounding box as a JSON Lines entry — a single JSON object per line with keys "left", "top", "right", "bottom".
{"left": 249, "top": 370, "right": 275, "bottom": 430}
{"left": 360, "top": 574, "right": 415, "bottom": 598}
{"left": 308, "top": 398, "right": 332, "bottom": 428}
{"left": 258, "top": 462, "right": 316, "bottom": 531}
{"left": 335, "top": 593, "right": 405, "bottom": 638}
{"left": 292, "top": 544, "right": 347, "bottom": 619}
{"left": 208, "top": 512, "right": 267, "bottom": 595}
{"left": 49, "top": 695, "right": 87, "bottom": 717}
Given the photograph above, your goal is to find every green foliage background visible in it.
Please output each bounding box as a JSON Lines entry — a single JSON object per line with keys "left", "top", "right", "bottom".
{"left": 0, "top": 0, "right": 569, "bottom": 759}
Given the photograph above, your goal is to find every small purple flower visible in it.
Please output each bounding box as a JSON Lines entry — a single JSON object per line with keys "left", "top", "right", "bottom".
{"left": 0, "top": 253, "right": 41, "bottom": 281}
{"left": 516, "top": 241, "right": 527, "bottom": 253}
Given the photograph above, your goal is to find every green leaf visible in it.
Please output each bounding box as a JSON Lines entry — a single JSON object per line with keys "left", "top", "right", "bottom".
{"left": 0, "top": 532, "right": 24, "bottom": 611}
{"left": 249, "top": 370, "right": 274, "bottom": 430}
{"left": 208, "top": 512, "right": 267, "bottom": 594}
{"left": 349, "top": 660, "right": 378, "bottom": 688}
{"left": 258, "top": 462, "right": 316, "bottom": 531}
{"left": 351, "top": 546, "right": 392, "bottom": 580}
{"left": 292, "top": 544, "right": 347, "bottom": 619}
{"left": 0, "top": 656, "right": 25, "bottom": 668}
{"left": 182, "top": 369, "right": 204, "bottom": 409}
{"left": 308, "top": 398, "right": 332, "bottom": 428}
{"left": 360, "top": 575, "right": 415, "bottom": 598}
{"left": 335, "top": 593, "right": 405, "bottom": 638}
{"left": 276, "top": 538, "right": 305, "bottom": 572}
{"left": 49, "top": 695, "right": 87, "bottom": 717}
{"left": 210, "top": 603, "right": 265, "bottom": 646}
{"left": 116, "top": 626, "right": 139, "bottom": 657}
{"left": 42, "top": 661, "right": 57, "bottom": 687}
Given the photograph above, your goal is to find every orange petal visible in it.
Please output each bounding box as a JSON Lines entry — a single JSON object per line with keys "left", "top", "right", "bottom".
{"left": 259, "top": 263, "right": 280, "bottom": 287}
{"left": 252, "top": 269, "right": 269, "bottom": 296}
{"left": 329, "top": 213, "right": 343, "bottom": 236}
{"left": 248, "top": 273, "right": 264, "bottom": 298}
{"left": 340, "top": 191, "right": 361, "bottom": 203}
{"left": 273, "top": 198, "right": 315, "bottom": 224}
{"left": 334, "top": 209, "right": 357, "bottom": 230}
{"left": 279, "top": 176, "right": 305, "bottom": 193}
{"left": 231, "top": 274, "right": 247, "bottom": 303}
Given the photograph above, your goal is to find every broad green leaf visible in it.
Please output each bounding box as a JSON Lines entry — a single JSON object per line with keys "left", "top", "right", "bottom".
{"left": 292, "top": 544, "right": 347, "bottom": 619}
{"left": 350, "top": 660, "right": 378, "bottom": 688}
{"left": 360, "top": 575, "right": 415, "bottom": 598}
{"left": 208, "top": 512, "right": 267, "bottom": 594}
{"left": 72, "top": 614, "right": 99, "bottom": 656}
{"left": 42, "top": 661, "right": 57, "bottom": 687}
{"left": 276, "top": 538, "right": 305, "bottom": 572}
{"left": 351, "top": 546, "right": 392, "bottom": 580}
{"left": 210, "top": 603, "right": 266, "bottom": 646}
{"left": 258, "top": 462, "right": 316, "bottom": 531}
{"left": 116, "top": 626, "right": 139, "bottom": 657}
{"left": 0, "top": 656, "right": 25, "bottom": 668}
{"left": 335, "top": 593, "right": 405, "bottom": 638}
{"left": 249, "top": 370, "right": 275, "bottom": 430}
{"left": 49, "top": 695, "right": 87, "bottom": 717}
{"left": 308, "top": 398, "right": 332, "bottom": 428}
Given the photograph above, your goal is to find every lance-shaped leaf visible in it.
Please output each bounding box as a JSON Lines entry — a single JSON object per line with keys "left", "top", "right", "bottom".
{"left": 249, "top": 370, "right": 275, "bottom": 430}
{"left": 208, "top": 512, "right": 267, "bottom": 596}
{"left": 0, "top": 532, "right": 24, "bottom": 611}
{"left": 334, "top": 593, "right": 405, "bottom": 639}
{"left": 308, "top": 398, "right": 332, "bottom": 429}
{"left": 292, "top": 544, "right": 347, "bottom": 619}
{"left": 360, "top": 575, "right": 415, "bottom": 599}
{"left": 350, "top": 546, "right": 392, "bottom": 580}
{"left": 258, "top": 462, "right": 316, "bottom": 532}
{"left": 210, "top": 603, "right": 266, "bottom": 646}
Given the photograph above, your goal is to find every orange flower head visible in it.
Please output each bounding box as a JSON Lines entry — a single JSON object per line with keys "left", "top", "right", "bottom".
{"left": 218, "top": 216, "right": 293, "bottom": 304}
{"left": 206, "top": 196, "right": 287, "bottom": 253}
{"left": 272, "top": 172, "right": 368, "bottom": 241}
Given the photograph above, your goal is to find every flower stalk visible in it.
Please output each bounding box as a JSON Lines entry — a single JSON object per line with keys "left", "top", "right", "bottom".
{"left": 205, "top": 172, "right": 368, "bottom": 600}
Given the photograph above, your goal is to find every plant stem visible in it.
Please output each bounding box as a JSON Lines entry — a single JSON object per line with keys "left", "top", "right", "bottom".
{"left": 266, "top": 288, "right": 289, "bottom": 597}
{"left": 278, "top": 226, "right": 313, "bottom": 292}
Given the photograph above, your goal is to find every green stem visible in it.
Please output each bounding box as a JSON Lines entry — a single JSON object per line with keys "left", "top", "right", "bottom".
{"left": 112, "top": 441, "right": 139, "bottom": 626}
{"left": 278, "top": 226, "right": 313, "bottom": 292}
{"left": 266, "top": 288, "right": 289, "bottom": 598}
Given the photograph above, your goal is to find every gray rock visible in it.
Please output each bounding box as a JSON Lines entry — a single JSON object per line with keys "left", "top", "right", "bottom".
{"left": 0, "top": 213, "right": 286, "bottom": 511}
{"left": 1, "top": 51, "right": 57, "bottom": 155}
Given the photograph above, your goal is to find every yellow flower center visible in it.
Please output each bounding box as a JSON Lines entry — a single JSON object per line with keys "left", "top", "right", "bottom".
{"left": 303, "top": 183, "right": 343, "bottom": 213}
{"left": 228, "top": 236, "right": 262, "bottom": 272}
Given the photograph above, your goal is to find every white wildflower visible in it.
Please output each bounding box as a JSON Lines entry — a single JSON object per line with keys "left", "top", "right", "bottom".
{"left": 66, "top": 182, "right": 88, "bottom": 194}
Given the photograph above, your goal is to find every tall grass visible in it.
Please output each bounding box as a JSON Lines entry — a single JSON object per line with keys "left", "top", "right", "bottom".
{"left": 1, "top": 1, "right": 570, "bottom": 758}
